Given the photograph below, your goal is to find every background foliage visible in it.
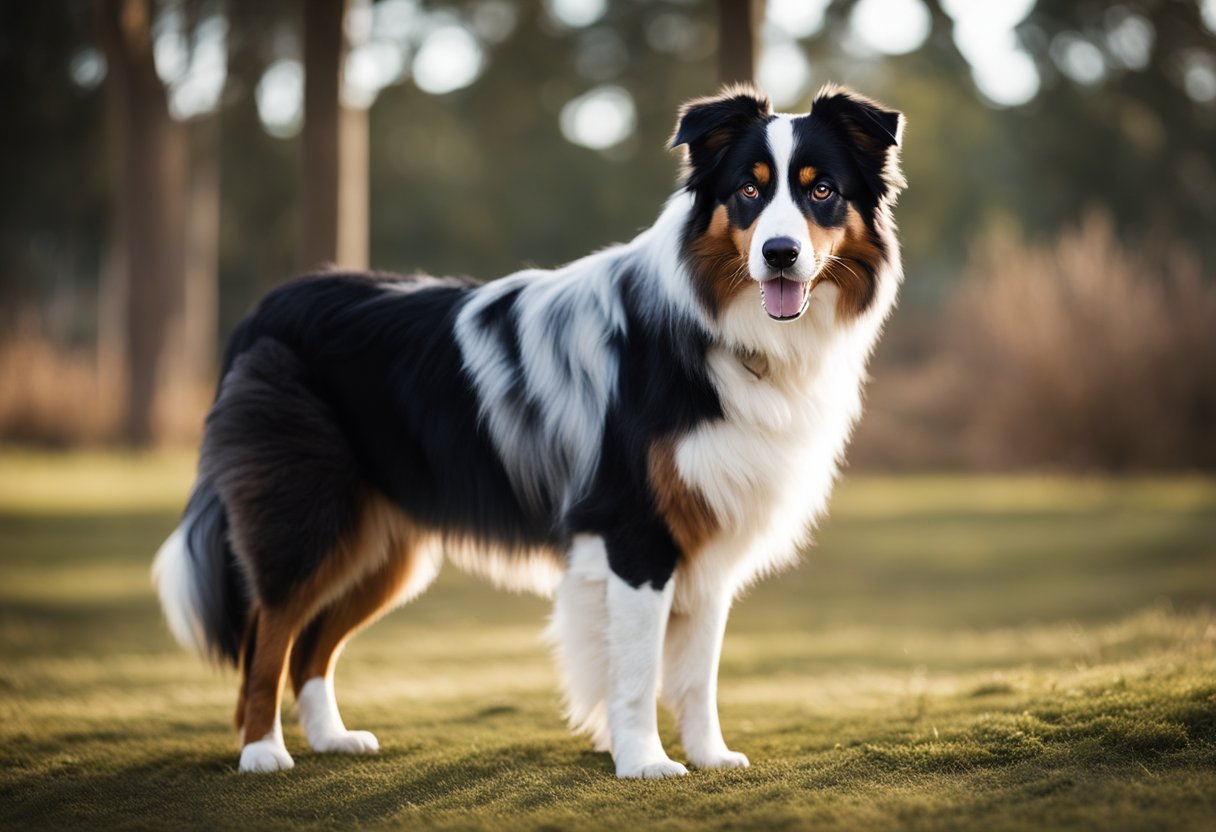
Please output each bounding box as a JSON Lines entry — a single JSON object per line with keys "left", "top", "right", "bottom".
{"left": 1, "top": 0, "right": 1214, "bottom": 464}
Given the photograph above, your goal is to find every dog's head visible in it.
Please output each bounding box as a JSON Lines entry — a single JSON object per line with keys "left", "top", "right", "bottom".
{"left": 673, "top": 84, "right": 904, "bottom": 324}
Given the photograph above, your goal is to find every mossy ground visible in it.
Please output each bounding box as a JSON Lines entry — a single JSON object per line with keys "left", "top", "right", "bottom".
{"left": 1, "top": 453, "right": 1214, "bottom": 830}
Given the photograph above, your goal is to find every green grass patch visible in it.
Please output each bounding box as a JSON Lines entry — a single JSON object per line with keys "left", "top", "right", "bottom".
{"left": 1, "top": 453, "right": 1214, "bottom": 830}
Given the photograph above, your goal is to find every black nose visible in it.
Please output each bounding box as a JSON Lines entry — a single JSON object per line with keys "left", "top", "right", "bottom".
{"left": 762, "top": 237, "right": 800, "bottom": 269}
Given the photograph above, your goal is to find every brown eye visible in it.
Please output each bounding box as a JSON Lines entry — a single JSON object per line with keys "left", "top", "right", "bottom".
{"left": 812, "top": 182, "right": 835, "bottom": 201}
{"left": 739, "top": 183, "right": 759, "bottom": 199}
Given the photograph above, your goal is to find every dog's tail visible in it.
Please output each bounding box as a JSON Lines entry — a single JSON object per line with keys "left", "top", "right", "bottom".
{"left": 152, "top": 477, "right": 250, "bottom": 666}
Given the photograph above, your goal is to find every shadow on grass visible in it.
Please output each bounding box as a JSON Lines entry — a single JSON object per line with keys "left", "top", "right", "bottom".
{"left": 3, "top": 677, "right": 1213, "bottom": 831}
{"left": 0, "top": 738, "right": 615, "bottom": 829}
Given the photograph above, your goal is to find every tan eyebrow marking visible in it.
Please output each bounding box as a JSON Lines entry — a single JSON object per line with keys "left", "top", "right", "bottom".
{"left": 752, "top": 162, "right": 771, "bottom": 186}
{"left": 798, "top": 166, "right": 818, "bottom": 187}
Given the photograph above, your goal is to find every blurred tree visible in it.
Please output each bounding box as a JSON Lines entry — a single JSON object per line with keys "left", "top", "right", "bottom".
{"left": 1016, "top": 0, "right": 1216, "bottom": 264}
{"left": 97, "top": 0, "right": 185, "bottom": 445}
{"left": 218, "top": 0, "right": 300, "bottom": 330}
{"left": 718, "top": 0, "right": 763, "bottom": 84}
{"left": 0, "top": 4, "right": 106, "bottom": 316}
{"left": 301, "top": 0, "right": 367, "bottom": 270}
{"left": 180, "top": 115, "right": 220, "bottom": 388}
{"left": 176, "top": 0, "right": 223, "bottom": 393}
{"left": 6, "top": 0, "right": 1216, "bottom": 451}
{"left": 804, "top": 0, "right": 1216, "bottom": 299}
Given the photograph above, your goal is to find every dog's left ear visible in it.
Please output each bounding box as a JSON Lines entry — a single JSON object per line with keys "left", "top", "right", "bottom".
{"left": 811, "top": 86, "right": 905, "bottom": 198}
{"left": 671, "top": 85, "right": 772, "bottom": 189}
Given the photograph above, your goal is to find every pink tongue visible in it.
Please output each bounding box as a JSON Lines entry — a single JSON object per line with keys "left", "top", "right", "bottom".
{"left": 761, "top": 277, "right": 805, "bottom": 318}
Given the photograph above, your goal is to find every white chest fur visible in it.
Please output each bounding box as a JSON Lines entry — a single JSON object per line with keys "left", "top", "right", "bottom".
{"left": 670, "top": 290, "right": 880, "bottom": 612}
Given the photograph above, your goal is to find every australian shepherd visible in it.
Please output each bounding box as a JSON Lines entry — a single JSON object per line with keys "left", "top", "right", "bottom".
{"left": 153, "top": 84, "right": 904, "bottom": 778}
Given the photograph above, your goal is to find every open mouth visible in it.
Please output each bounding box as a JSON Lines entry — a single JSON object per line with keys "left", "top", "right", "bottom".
{"left": 759, "top": 276, "right": 812, "bottom": 321}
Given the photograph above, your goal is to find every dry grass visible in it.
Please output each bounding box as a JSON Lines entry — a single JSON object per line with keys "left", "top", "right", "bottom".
{"left": 856, "top": 214, "right": 1216, "bottom": 471}
{"left": 1, "top": 454, "right": 1214, "bottom": 830}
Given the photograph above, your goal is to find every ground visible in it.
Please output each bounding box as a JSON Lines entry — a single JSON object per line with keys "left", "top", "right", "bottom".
{"left": 1, "top": 452, "right": 1214, "bottom": 831}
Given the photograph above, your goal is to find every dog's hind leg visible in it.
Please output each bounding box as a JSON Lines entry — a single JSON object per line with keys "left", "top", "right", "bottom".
{"left": 203, "top": 336, "right": 380, "bottom": 772}
{"left": 234, "top": 609, "right": 260, "bottom": 736}
{"left": 237, "top": 604, "right": 300, "bottom": 772}
{"left": 290, "top": 521, "right": 441, "bottom": 755}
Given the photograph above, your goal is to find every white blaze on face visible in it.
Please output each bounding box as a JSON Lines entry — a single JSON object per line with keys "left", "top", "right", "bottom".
{"left": 750, "top": 116, "right": 816, "bottom": 321}
{"left": 749, "top": 116, "right": 813, "bottom": 283}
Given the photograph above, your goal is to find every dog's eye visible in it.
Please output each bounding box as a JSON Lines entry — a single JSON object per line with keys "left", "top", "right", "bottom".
{"left": 811, "top": 182, "right": 835, "bottom": 201}
{"left": 739, "top": 183, "right": 759, "bottom": 200}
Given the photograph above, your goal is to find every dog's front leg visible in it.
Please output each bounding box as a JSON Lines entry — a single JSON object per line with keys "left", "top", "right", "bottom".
{"left": 605, "top": 572, "right": 686, "bottom": 779}
{"left": 662, "top": 589, "right": 749, "bottom": 770}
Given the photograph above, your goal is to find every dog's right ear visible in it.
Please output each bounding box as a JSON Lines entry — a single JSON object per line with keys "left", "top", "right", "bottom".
{"left": 671, "top": 86, "right": 771, "bottom": 189}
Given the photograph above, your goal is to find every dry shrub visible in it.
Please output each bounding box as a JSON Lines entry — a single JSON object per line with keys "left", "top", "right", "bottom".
{"left": 0, "top": 318, "right": 120, "bottom": 446}
{"left": 935, "top": 214, "right": 1216, "bottom": 470}
{"left": 0, "top": 315, "right": 207, "bottom": 448}
{"left": 150, "top": 371, "right": 209, "bottom": 448}
{"left": 849, "top": 354, "right": 973, "bottom": 470}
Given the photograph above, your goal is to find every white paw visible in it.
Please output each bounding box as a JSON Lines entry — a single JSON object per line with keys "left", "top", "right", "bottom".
{"left": 239, "top": 739, "right": 295, "bottom": 773}
{"left": 309, "top": 729, "right": 380, "bottom": 755}
{"left": 690, "top": 749, "right": 749, "bottom": 770}
{"left": 616, "top": 757, "right": 689, "bottom": 779}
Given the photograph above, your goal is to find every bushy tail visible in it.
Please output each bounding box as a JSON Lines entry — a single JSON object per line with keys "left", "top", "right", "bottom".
{"left": 152, "top": 479, "right": 250, "bottom": 665}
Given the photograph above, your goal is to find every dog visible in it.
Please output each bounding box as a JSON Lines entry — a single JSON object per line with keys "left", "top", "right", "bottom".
{"left": 153, "top": 83, "right": 904, "bottom": 778}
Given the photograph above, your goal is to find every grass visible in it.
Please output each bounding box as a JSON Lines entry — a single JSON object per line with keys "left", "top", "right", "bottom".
{"left": 1, "top": 453, "right": 1214, "bottom": 830}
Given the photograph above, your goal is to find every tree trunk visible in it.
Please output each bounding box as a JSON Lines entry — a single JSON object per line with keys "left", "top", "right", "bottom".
{"left": 97, "top": 0, "right": 185, "bottom": 446}
{"left": 98, "top": 68, "right": 127, "bottom": 416}
{"left": 717, "top": 0, "right": 764, "bottom": 86}
{"left": 301, "top": 0, "right": 367, "bottom": 271}
{"left": 182, "top": 114, "right": 220, "bottom": 386}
